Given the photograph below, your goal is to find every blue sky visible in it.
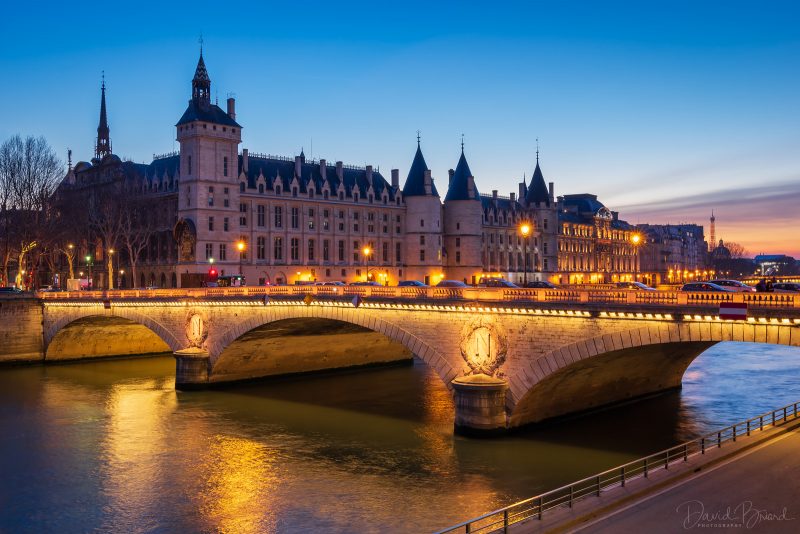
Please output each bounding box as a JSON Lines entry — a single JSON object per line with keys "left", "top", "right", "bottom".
{"left": 1, "top": 1, "right": 798, "bottom": 255}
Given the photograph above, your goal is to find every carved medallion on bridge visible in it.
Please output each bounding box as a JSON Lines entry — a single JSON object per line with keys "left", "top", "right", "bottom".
{"left": 185, "top": 312, "right": 208, "bottom": 348}
{"left": 460, "top": 318, "right": 508, "bottom": 377}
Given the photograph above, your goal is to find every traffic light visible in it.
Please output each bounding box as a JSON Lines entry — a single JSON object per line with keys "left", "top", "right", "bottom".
{"left": 208, "top": 268, "right": 218, "bottom": 278}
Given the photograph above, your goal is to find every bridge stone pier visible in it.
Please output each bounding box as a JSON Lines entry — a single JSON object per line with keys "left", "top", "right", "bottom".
{"left": 10, "top": 290, "right": 800, "bottom": 434}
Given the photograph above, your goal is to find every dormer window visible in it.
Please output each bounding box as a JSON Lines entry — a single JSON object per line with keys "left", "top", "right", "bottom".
{"left": 258, "top": 184, "right": 264, "bottom": 194}
{"left": 276, "top": 186, "right": 282, "bottom": 195}
{"left": 324, "top": 190, "right": 329, "bottom": 199}
{"left": 239, "top": 182, "right": 245, "bottom": 192}
{"left": 292, "top": 187, "right": 298, "bottom": 197}
{"left": 309, "top": 189, "right": 315, "bottom": 198}
{"left": 339, "top": 191, "right": 344, "bottom": 201}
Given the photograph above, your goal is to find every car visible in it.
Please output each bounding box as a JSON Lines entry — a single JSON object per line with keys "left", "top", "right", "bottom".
{"left": 524, "top": 280, "right": 558, "bottom": 289}
{"left": 773, "top": 283, "right": 800, "bottom": 293}
{"left": 615, "top": 281, "right": 656, "bottom": 291}
{"left": 478, "top": 277, "right": 519, "bottom": 288}
{"left": 436, "top": 280, "right": 468, "bottom": 288}
{"left": 398, "top": 280, "right": 428, "bottom": 287}
{"left": 680, "top": 282, "right": 733, "bottom": 292}
{"left": 349, "top": 281, "right": 383, "bottom": 286}
{"left": 0, "top": 287, "right": 23, "bottom": 293}
{"left": 708, "top": 279, "right": 755, "bottom": 292}
{"left": 322, "top": 281, "right": 346, "bottom": 286}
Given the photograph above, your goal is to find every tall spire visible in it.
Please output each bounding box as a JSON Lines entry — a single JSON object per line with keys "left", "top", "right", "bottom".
{"left": 709, "top": 211, "right": 716, "bottom": 253}
{"left": 95, "top": 73, "right": 111, "bottom": 159}
{"left": 192, "top": 41, "right": 211, "bottom": 108}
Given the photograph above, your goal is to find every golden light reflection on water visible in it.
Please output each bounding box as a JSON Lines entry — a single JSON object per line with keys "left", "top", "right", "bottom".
{"left": 198, "top": 435, "right": 280, "bottom": 534}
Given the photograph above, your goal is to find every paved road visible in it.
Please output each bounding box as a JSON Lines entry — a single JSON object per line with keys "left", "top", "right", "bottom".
{"left": 573, "top": 428, "right": 800, "bottom": 533}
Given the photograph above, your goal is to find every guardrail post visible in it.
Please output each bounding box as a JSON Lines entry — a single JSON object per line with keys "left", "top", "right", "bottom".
{"left": 644, "top": 457, "right": 648, "bottom": 477}
{"left": 795, "top": 403, "right": 798, "bottom": 418}
{"left": 569, "top": 486, "right": 574, "bottom": 508}
{"left": 747, "top": 420, "right": 751, "bottom": 436}
{"left": 760, "top": 415, "right": 764, "bottom": 430}
{"left": 772, "top": 411, "right": 776, "bottom": 426}
{"left": 621, "top": 466, "right": 625, "bottom": 487}
{"left": 684, "top": 444, "right": 688, "bottom": 461}
{"left": 538, "top": 497, "right": 543, "bottom": 520}
{"left": 665, "top": 451, "right": 669, "bottom": 469}
{"left": 718, "top": 432, "right": 722, "bottom": 447}
{"left": 732, "top": 425, "right": 736, "bottom": 442}
{"left": 784, "top": 407, "right": 787, "bottom": 423}
{"left": 596, "top": 475, "right": 601, "bottom": 496}
{"left": 466, "top": 522, "right": 471, "bottom": 533}
{"left": 503, "top": 509, "right": 508, "bottom": 533}
{"left": 701, "top": 438, "right": 705, "bottom": 455}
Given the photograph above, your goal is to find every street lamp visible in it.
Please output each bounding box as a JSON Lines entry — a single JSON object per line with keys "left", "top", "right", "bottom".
{"left": 85, "top": 255, "right": 93, "bottom": 289}
{"left": 631, "top": 233, "right": 641, "bottom": 280}
{"left": 65, "top": 243, "right": 75, "bottom": 281}
{"left": 108, "top": 248, "right": 115, "bottom": 290}
{"left": 362, "top": 246, "right": 372, "bottom": 281}
{"left": 519, "top": 222, "right": 532, "bottom": 286}
{"left": 118, "top": 269, "right": 125, "bottom": 289}
{"left": 236, "top": 240, "right": 246, "bottom": 275}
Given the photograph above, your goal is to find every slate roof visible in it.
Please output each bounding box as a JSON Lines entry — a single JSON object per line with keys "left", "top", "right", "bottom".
{"left": 561, "top": 194, "right": 606, "bottom": 215}
{"left": 240, "top": 155, "right": 397, "bottom": 201}
{"left": 401, "top": 144, "right": 438, "bottom": 197}
{"left": 445, "top": 151, "right": 480, "bottom": 201}
{"left": 525, "top": 161, "right": 550, "bottom": 205}
{"left": 176, "top": 100, "right": 241, "bottom": 127}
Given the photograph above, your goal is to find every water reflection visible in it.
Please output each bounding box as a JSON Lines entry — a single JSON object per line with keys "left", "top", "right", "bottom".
{"left": 0, "top": 341, "right": 797, "bottom": 532}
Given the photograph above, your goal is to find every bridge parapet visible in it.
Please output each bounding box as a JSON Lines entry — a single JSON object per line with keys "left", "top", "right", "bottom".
{"left": 36, "top": 286, "right": 800, "bottom": 310}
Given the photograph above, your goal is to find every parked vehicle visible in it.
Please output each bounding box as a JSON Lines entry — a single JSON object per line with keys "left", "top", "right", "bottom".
{"left": 680, "top": 282, "right": 733, "bottom": 292}
{"left": 708, "top": 279, "right": 755, "bottom": 292}
{"left": 0, "top": 287, "right": 23, "bottom": 293}
{"left": 216, "top": 274, "right": 246, "bottom": 287}
{"left": 524, "top": 280, "right": 558, "bottom": 289}
{"left": 350, "top": 281, "right": 383, "bottom": 286}
{"left": 398, "top": 280, "right": 428, "bottom": 287}
{"left": 615, "top": 281, "right": 656, "bottom": 291}
{"left": 478, "top": 277, "right": 519, "bottom": 288}
{"left": 436, "top": 280, "right": 468, "bottom": 288}
{"left": 322, "top": 281, "right": 346, "bottom": 286}
{"left": 773, "top": 283, "right": 800, "bottom": 293}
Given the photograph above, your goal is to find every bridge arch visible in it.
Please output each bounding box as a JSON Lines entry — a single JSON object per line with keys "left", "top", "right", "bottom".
{"left": 207, "top": 305, "right": 458, "bottom": 389}
{"left": 508, "top": 321, "right": 799, "bottom": 427}
{"left": 44, "top": 307, "right": 184, "bottom": 360}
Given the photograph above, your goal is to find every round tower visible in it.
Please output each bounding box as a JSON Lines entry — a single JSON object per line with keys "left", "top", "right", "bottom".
{"left": 443, "top": 148, "right": 483, "bottom": 285}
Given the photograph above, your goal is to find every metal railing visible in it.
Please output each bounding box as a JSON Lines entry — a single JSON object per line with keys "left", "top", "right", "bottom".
{"left": 435, "top": 401, "right": 800, "bottom": 534}
{"left": 35, "top": 285, "right": 800, "bottom": 310}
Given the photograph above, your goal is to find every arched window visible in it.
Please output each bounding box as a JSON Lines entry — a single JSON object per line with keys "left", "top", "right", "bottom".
{"left": 240, "top": 182, "right": 245, "bottom": 192}
{"left": 223, "top": 157, "right": 229, "bottom": 177}
{"left": 258, "top": 183, "right": 264, "bottom": 194}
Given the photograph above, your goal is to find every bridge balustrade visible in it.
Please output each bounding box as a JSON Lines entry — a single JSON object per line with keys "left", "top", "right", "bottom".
{"left": 33, "top": 286, "right": 800, "bottom": 309}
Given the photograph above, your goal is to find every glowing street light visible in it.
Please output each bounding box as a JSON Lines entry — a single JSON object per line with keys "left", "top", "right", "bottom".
{"left": 362, "top": 246, "right": 372, "bottom": 281}
{"left": 631, "top": 233, "right": 642, "bottom": 280}
{"left": 236, "top": 240, "right": 246, "bottom": 274}
{"left": 519, "top": 222, "right": 532, "bottom": 286}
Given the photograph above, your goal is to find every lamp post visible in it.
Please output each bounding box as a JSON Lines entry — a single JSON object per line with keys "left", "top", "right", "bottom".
{"left": 631, "top": 233, "right": 641, "bottom": 281}
{"left": 108, "top": 248, "right": 115, "bottom": 290}
{"left": 519, "top": 222, "right": 531, "bottom": 286}
{"left": 236, "top": 240, "right": 246, "bottom": 275}
{"left": 362, "top": 246, "right": 372, "bottom": 281}
{"left": 85, "top": 255, "right": 93, "bottom": 289}
{"left": 65, "top": 243, "right": 75, "bottom": 281}
{"left": 118, "top": 269, "right": 124, "bottom": 289}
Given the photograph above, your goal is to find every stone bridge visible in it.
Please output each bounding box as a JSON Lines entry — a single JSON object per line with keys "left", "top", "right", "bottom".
{"left": 4, "top": 286, "right": 800, "bottom": 434}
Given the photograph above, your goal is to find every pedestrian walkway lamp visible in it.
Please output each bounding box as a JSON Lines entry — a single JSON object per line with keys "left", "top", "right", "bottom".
{"left": 519, "top": 222, "right": 531, "bottom": 286}
{"left": 236, "top": 240, "right": 246, "bottom": 275}
{"left": 631, "top": 233, "right": 641, "bottom": 280}
{"left": 85, "top": 255, "right": 93, "bottom": 289}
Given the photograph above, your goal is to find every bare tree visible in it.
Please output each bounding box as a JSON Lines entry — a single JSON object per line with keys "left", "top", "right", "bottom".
{"left": 89, "top": 190, "right": 124, "bottom": 289}
{"left": 119, "top": 198, "right": 155, "bottom": 288}
{"left": 0, "top": 135, "right": 63, "bottom": 287}
{"left": 725, "top": 242, "right": 749, "bottom": 259}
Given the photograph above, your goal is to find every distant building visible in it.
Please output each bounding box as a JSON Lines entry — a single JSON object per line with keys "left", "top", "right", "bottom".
{"left": 555, "top": 194, "right": 639, "bottom": 284}
{"left": 637, "top": 224, "right": 708, "bottom": 285}
{"left": 753, "top": 254, "right": 798, "bottom": 276}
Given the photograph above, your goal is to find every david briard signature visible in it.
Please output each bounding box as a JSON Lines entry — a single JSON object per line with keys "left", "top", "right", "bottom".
{"left": 677, "top": 500, "right": 794, "bottom": 529}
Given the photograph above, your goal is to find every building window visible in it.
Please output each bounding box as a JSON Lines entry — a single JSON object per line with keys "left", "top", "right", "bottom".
{"left": 338, "top": 240, "right": 345, "bottom": 262}
{"left": 223, "top": 218, "right": 229, "bottom": 232}
{"left": 543, "top": 242, "right": 548, "bottom": 254}
{"left": 274, "top": 237, "right": 283, "bottom": 260}
{"left": 323, "top": 240, "right": 330, "bottom": 261}
{"left": 420, "top": 235, "right": 425, "bottom": 245}
{"left": 208, "top": 194, "right": 214, "bottom": 207}
{"left": 290, "top": 238, "right": 300, "bottom": 261}
{"left": 292, "top": 187, "right": 298, "bottom": 197}
{"left": 224, "top": 157, "right": 228, "bottom": 177}
{"left": 239, "top": 236, "right": 248, "bottom": 260}
{"left": 257, "top": 237, "right": 266, "bottom": 260}
{"left": 258, "top": 183, "right": 264, "bottom": 194}
{"left": 308, "top": 239, "right": 315, "bottom": 261}
{"left": 208, "top": 216, "right": 214, "bottom": 231}
{"left": 419, "top": 249, "right": 425, "bottom": 261}
{"left": 543, "top": 218, "right": 548, "bottom": 230}
{"left": 291, "top": 207, "right": 299, "bottom": 229}
{"left": 187, "top": 155, "right": 192, "bottom": 175}
{"left": 219, "top": 244, "right": 227, "bottom": 261}
{"left": 257, "top": 205, "right": 265, "bottom": 227}
{"left": 456, "top": 237, "right": 461, "bottom": 247}
{"left": 239, "top": 203, "right": 247, "bottom": 226}
{"left": 456, "top": 251, "right": 461, "bottom": 264}
{"left": 239, "top": 182, "right": 245, "bottom": 192}
{"left": 420, "top": 219, "right": 424, "bottom": 227}
{"left": 205, "top": 243, "right": 213, "bottom": 259}
{"left": 382, "top": 242, "right": 388, "bottom": 262}
{"left": 274, "top": 206, "right": 283, "bottom": 228}
{"left": 308, "top": 208, "right": 315, "bottom": 230}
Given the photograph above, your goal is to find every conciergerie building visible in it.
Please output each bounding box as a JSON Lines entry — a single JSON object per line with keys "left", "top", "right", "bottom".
{"left": 64, "top": 51, "right": 640, "bottom": 288}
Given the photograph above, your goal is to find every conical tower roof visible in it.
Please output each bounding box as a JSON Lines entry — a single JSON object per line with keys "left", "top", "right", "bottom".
{"left": 525, "top": 160, "right": 550, "bottom": 206}
{"left": 445, "top": 149, "right": 479, "bottom": 201}
{"left": 402, "top": 143, "right": 438, "bottom": 197}
{"left": 95, "top": 78, "right": 111, "bottom": 159}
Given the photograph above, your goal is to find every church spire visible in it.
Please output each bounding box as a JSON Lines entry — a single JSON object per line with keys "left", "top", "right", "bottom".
{"left": 95, "top": 73, "right": 111, "bottom": 159}
{"left": 192, "top": 44, "right": 211, "bottom": 108}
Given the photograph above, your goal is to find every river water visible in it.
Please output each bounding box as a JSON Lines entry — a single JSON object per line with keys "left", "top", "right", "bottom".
{"left": 1, "top": 342, "right": 799, "bottom": 533}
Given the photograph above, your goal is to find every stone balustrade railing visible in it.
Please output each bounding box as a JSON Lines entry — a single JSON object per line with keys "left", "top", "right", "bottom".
{"left": 35, "top": 286, "right": 800, "bottom": 309}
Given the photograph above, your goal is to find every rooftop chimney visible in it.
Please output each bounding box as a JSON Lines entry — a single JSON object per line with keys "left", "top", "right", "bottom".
{"left": 320, "top": 159, "right": 327, "bottom": 181}
{"left": 468, "top": 177, "right": 477, "bottom": 197}
{"left": 366, "top": 165, "right": 373, "bottom": 187}
{"left": 242, "top": 149, "right": 249, "bottom": 174}
{"left": 492, "top": 189, "right": 498, "bottom": 199}
{"left": 227, "top": 97, "right": 236, "bottom": 120}
{"left": 391, "top": 169, "right": 399, "bottom": 188}
{"left": 548, "top": 182, "right": 554, "bottom": 202}
{"left": 336, "top": 161, "right": 343, "bottom": 180}
{"left": 510, "top": 192, "right": 516, "bottom": 202}
{"left": 448, "top": 169, "right": 455, "bottom": 186}
{"left": 519, "top": 182, "right": 526, "bottom": 204}
{"left": 295, "top": 156, "right": 302, "bottom": 178}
